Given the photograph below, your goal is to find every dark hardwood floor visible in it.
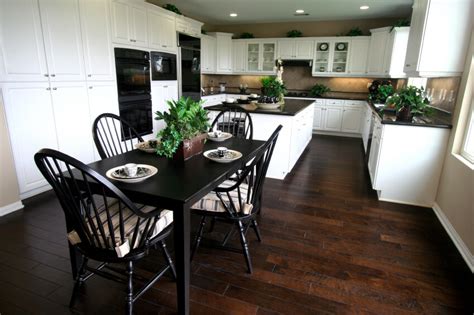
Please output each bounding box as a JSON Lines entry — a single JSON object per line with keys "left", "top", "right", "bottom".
{"left": 0, "top": 135, "right": 472, "bottom": 314}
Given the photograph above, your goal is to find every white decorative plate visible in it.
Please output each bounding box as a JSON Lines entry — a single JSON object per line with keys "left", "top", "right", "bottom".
{"left": 106, "top": 164, "right": 157, "bottom": 183}
{"left": 256, "top": 102, "right": 281, "bottom": 110}
{"left": 203, "top": 149, "right": 242, "bottom": 163}
{"left": 207, "top": 132, "right": 233, "bottom": 142}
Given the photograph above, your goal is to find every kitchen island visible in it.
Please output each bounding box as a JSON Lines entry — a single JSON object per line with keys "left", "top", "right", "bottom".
{"left": 207, "top": 99, "right": 314, "bottom": 179}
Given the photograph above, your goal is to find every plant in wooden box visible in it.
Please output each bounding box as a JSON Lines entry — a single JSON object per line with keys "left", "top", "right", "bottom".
{"left": 260, "top": 75, "right": 287, "bottom": 104}
{"left": 155, "top": 97, "right": 209, "bottom": 160}
{"left": 386, "top": 86, "right": 432, "bottom": 122}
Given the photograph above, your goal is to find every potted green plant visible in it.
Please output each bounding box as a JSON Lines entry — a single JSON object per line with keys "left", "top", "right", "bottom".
{"left": 260, "top": 76, "right": 287, "bottom": 102}
{"left": 155, "top": 97, "right": 210, "bottom": 160}
{"left": 369, "top": 84, "right": 394, "bottom": 106}
{"left": 310, "top": 84, "right": 331, "bottom": 97}
{"left": 286, "top": 30, "right": 302, "bottom": 37}
{"left": 386, "top": 86, "right": 431, "bottom": 122}
{"left": 346, "top": 27, "right": 363, "bottom": 36}
{"left": 163, "top": 3, "right": 182, "bottom": 15}
{"left": 240, "top": 32, "right": 254, "bottom": 39}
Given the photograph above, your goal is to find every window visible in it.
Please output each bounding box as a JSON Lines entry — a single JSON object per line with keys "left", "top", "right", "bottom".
{"left": 461, "top": 96, "right": 474, "bottom": 163}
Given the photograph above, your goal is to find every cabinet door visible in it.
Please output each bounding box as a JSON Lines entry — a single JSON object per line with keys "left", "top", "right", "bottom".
{"left": 324, "top": 107, "right": 343, "bottom": 131}
{"left": 87, "top": 81, "right": 119, "bottom": 124}
{"left": 51, "top": 82, "right": 94, "bottom": 164}
{"left": 216, "top": 35, "right": 232, "bottom": 73}
{"left": 40, "top": 0, "right": 85, "bottom": 81}
{"left": 312, "top": 106, "right": 324, "bottom": 130}
{"left": 313, "top": 41, "right": 331, "bottom": 74}
{"left": 160, "top": 14, "right": 176, "bottom": 52}
{"left": 2, "top": 83, "right": 58, "bottom": 194}
{"left": 277, "top": 40, "right": 294, "bottom": 59}
{"left": 261, "top": 42, "right": 275, "bottom": 72}
{"left": 79, "top": 0, "right": 115, "bottom": 81}
{"left": 367, "top": 30, "right": 389, "bottom": 75}
{"left": 201, "top": 36, "right": 216, "bottom": 73}
{"left": 348, "top": 38, "right": 369, "bottom": 75}
{"left": 148, "top": 10, "right": 175, "bottom": 53}
{"left": 130, "top": 5, "right": 147, "bottom": 47}
{"left": 331, "top": 40, "right": 349, "bottom": 74}
{"left": 247, "top": 43, "right": 259, "bottom": 72}
{"left": 404, "top": 0, "right": 427, "bottom": 73}
{"left": 111, "top": 1, "right": 130, "bottom": 44}
{"left": 341, "top": 108, "right": 362, "bottom": 133}
{"left": 295, "top": 40, "right": 314, "bottom": 59}
{"left": 232, "top": 41, "right": 246, "bottom": 72}
{"left": 151, "top": 81, "right": 177, "bottom": 134}
{"left": 0, "top": 0, "right": 48, "bottom": 82}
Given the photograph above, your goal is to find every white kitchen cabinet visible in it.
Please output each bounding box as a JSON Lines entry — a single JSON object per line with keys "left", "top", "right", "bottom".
{"left": 2, "top": 82, "right": 58, "bottom": 196}
{"left": 367, "top": 27, "right": 390, "bottom": 76}
{"left": 404, "top": 0, "right": 473, "bottom": 77}
{"left": 312, "top": 39, "right": 350, "bottom": 75}
{"left": 312, "top": 106, "right": 324, "bottom": 130}
{"left": 87, "top": 81, "right": 119, "bottom": 124}
{"left": 312, "top": 99, "right": 365, "bottom": 134}
{"left": 277, "top": 39, "right": 313, "bottom": 59}
{"left": 79, "top": 0, "right": 115, "bottom": 81}
{"left": 246, "top": 40, "right": 276, "bottom": 74}
{"left": 201, "top": 35, "right": 216, "bottom": 73}
{"left": 148, "top": 9, "right": 176, "bottom": 53}
{"left": 382, "top": 27, "right": 409, "bottom": 78}
{"left": 367, "top": 117, "right": 382, "bottom": 187}
{"left": 111, "top": 0, "right": 148, "bottom": 47}
{"left": 40, "top": 0, "right": 85, "bottom": 82}
{"left": 347, "top": 37, "right": 370, "bottom": 76}
{"left": 289, "top": 104, "right": 314, "bottom": 170}
{"left": 341, "top": 108, "right": 362, "bottom": 133}
{"left": 209, "top": 33, "right": 233, "bottom": 74}
{"left": 232, "top": 41, "right": 246, "bottom": 73}
{"left": 175, "top": 16, "right": 202, "bottom": 37}
{"left": 151, "top": 81, "right": 178, "bottom": 134}
{"left": 51, "top": 81, "right": 95, "bottom": 164}
{"left": 360, "top": 106, "right": 373, "bottom": 152}
{"left": 0, "top": 0, "right": 48, "bottom": 82}
{"left": 324, "top": 107, "right": 344, "bottom": 131}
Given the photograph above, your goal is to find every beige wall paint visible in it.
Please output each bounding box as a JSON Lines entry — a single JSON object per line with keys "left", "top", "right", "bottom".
{"left": 204, "top": 18, "right": 403, "bottom": 38}
{"left": 0, "top": 93, "right": 21, "bottom": 208}
{"left": 435, "top": 30, "right": 474, "bottom": 256}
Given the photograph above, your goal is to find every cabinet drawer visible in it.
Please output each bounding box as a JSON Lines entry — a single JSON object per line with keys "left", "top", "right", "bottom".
{"left": 313, "top": 99, "right": 325, "bottom": 105}
{"left": 344, "top": 100, "right": 366, "bottom": 106}
{"left": 326, "top": 99, "right": 344, "bottom": 105}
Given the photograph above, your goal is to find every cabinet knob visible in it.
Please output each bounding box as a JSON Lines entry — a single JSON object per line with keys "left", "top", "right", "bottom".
{"left": 51, "top": 74, "right": 56, "bottom": 77}
{"left": 46, "top": 87, "right": 51, "bottom": 90}
{"left": 89, "top": 86, "right": 93, "bottom": 89}
{"left": 44, "top": 74, "right": 49, "bottom": 77}
{"left": 406, "top": 64, "right": 411, "bottom": 67}
{"left": 162, "top": 45, "right": 167, "bottom": 48}
{"left": 88, "top": 74, "right": 92, "bottom": 77}
{"left": 52, "top": 87, "right": 57, "bottom": 90}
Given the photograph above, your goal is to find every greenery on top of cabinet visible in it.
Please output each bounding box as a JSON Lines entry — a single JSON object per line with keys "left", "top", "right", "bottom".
{"left": 346, "top": 27, "right": 364, "bottom": 36}
{"left": 286, "top": 30, "right": 303, "bottom": 37}
{"left": 240, "top": 32, "right": 255, "bottom": 39}
{"left": 163, "top": 4, "right": 182, "bottom": 15}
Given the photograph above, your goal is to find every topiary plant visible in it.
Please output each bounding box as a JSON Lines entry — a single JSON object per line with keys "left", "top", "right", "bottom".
{"left": 155, "top": 97, "right": 209, "bottom": 158}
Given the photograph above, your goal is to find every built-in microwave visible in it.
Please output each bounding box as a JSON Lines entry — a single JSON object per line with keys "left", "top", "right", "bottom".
{"left": 150, "top": 51, "right": 177, "bottom": 81}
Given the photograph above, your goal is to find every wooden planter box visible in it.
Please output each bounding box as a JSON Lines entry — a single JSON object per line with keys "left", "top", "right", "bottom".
{"left": 173, "top": 133, "right": 207, "bottom": 161}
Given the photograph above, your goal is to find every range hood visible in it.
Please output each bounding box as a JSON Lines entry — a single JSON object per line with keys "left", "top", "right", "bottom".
{"left": 282, "top": 60, "right": 312, "bottom": 67}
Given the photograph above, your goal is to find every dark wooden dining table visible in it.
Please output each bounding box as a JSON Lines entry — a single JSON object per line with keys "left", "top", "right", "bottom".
{"left": 69, "top": 137, "right": 265, "bottom": 315}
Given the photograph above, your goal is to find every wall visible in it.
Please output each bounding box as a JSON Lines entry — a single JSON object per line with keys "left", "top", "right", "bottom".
{"left": 434, "top": 30, "right": 474, "bottom": 270}
{"left": 0, "top": 93, "right": 23, "bottom": 215}
{"left": 204, "top": 18, "right": 403, "bottom": 38}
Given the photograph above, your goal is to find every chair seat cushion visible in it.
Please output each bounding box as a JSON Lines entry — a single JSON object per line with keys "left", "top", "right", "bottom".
{"left": 192, "top": 180, "right": 253, "bottom": 215}
{"left": 84, "top": 201, "right": 173, "bottom": 251}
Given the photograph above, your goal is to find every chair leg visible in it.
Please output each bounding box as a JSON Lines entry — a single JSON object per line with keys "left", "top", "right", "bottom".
{"left": 160, "top": 240, "right": 177, "bottom": 280}
{"left": 252, "top": 219, "right": 262, "bottom": 242}
{"left": 126, "top": 261, "right": 134, "bottom": 315}
{"left": 221, "top": 225, "right": 235, "bottom": 246}
{"left": 208, "top": 217, "right": 216, "bottom": 232}
{"left": 191, "top": 216, "right": 207, "bottom": 261}
{"left": 237, "top": 221, "right": 253, "bottom": 274}
{"left": 69, "top": 256, "right": 88, "bottom": 308}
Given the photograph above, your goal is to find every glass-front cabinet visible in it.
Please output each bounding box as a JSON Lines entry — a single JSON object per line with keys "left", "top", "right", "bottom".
{"left": 312, "top": 39, "right": 350, "bottom": 75}
{"left": 246, "top": 41, "right": 276, "bottom": 73}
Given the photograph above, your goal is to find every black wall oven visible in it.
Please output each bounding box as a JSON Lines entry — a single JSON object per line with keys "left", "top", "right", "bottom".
{"left": 151, "top": 51, "right": 177, "bottom": 81}
{"left": 114, "top": 48, "right": 152, "bottom": 138}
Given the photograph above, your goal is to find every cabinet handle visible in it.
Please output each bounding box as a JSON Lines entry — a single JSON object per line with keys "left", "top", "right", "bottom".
{"left": 163, "top": 85, "right": 168, "bottom": 88}
{"left": 44, "top": 74, "right": 49, "bottom": 77}
{"left": 51, "top": 74, "right": 56, "bottom": 77}
{"left": 130, "top": 39, "right": 136, "bottom": 42}
{"left": 46, "top": 87, "right": 51, "bottom": 90}
{"left": 52, "top": 87, "right": 57, "bottom": 90}
{"left": 162, "top": 45, "right": 167, "bottom": 48}
{"left": 89, "top": 86, "right": 93, "bottom": 89}
{"left": 406, "top": 64, "right": 411, "bottom": 67}
{"left": 88, "top": 74, "right": 92, "bottom": 77}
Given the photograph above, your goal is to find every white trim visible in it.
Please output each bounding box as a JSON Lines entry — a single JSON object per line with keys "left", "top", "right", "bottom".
{"left": 20, "top": 185, "right": 51, "bottom": 200}
{"left": 0, "top": 200, "right": 24, "bottom": 217}
{"left": 377, "top": 196, "right": 432, "bottom": 208}
{"left": 312, "top": 130, "right": 361, "bottom": 138}
{"left": 433, "top": 203, "right": 474, "bottom": 273}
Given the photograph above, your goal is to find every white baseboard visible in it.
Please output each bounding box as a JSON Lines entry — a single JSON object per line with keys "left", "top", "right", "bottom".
{"left": 0, "top": 200, "right": 24, "bottom": 217}
{"left": 312, "top": 130, "right": 361, "bottom": 138}
{"left": 20, "top": 185, "right": 51, "bottom": 200}
{"left": 377, "top": 196, "right": 432, "bottom": 208}
{"left": 433, "top": 203, "right": 474, "bottom": 273}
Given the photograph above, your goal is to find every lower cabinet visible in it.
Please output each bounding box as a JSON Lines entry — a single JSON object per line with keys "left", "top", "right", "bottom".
{"left": 341, "top": 107, "right": 362, "bottom": 133}
{"left": 150, "top": 81, "right": 178, "bottom": 136}
{"left": 313, "top": 99, "right": 364, "bottom": 134}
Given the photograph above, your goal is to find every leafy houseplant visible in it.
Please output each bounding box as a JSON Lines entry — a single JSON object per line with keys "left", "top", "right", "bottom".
{"left": 155, "top": 97, "right": 210, "bottom": 160}
{"left": 163, "top": 3, "right": 182, "bottom": 15}
{"left": 240, "top": 32, "right": 255, "bottom": 39}
{"left": 260, "top": 76, "right": 287, "bottom": 101}
{"left": 386, "top": 86, "right": 431, "bottom": 122}
{"left": 346, "top": 27, "right": 363, "bottom": 36}
{"left": 390, "top": 19, "right": 410, "bottom": 32}
{"left": 286, "top": 30, "right": 302, "bottom": 37}
{"left": 369, "top": 84, "right": 394, "bottom": 104}
{"left": 310, "top": 84, "right": 331, "bottom": 97}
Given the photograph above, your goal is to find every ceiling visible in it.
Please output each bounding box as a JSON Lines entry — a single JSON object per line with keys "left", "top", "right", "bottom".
{"left": 147, "top": 0, "right": 413, "bottom": 25}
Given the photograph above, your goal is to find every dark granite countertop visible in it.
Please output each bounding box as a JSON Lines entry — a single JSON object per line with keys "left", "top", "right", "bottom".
{"left": 367, "top": 102, "right": 453, "bottom": 129}
{"left": 206, "top": 99, "right": 314, "bottom": 116}
{"left": 202, "top": 90, "right": 368, "bottom": 100}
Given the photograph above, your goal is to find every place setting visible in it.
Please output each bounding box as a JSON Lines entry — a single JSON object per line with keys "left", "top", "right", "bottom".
{"left": 106, "top": 163, "right": 158, "bottom": 183}
{"left": 207, "top": 128, "right": 233, "bottom": 142}
{"left": 203, "top": 146, "right": 242, "bottom": 163}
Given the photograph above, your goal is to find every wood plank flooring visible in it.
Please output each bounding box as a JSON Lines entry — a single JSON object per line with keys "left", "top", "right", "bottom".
{"left": 0, "top": 135, "right": 472, "bottom": 314}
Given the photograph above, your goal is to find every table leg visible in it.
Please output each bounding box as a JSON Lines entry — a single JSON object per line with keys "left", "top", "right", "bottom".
{"left": 173, "top": 205, "right": 191, "bottom": 315}
{"left": 65, "top": 215, "right": 82, "bottom": 280}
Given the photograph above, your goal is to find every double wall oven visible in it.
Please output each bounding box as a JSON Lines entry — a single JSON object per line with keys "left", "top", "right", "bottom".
{"left": 114, "top": 48, "right": 152, "bottom": 138}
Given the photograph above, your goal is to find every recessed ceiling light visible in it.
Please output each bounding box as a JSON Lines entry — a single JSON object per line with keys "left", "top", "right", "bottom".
{"left": 229, "top": 13, "right": 238, "bottom": 17}
{"left": 295, "top": 9, "right": 305, "bottom": 14}
{"left": 360, "top": 5, "right": 369, "bottom": 10}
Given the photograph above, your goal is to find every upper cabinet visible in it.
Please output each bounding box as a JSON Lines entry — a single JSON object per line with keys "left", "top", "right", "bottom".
{"left": 367, "top": 28, "right": 390, "bottom": 75}
{"left": 111, "top": 0, "right": 148, "bottom": 47}
{"left": 277, "top": 39, "right": 313, "bottom": 60}
{"left": 312, "top": 39, "right": 350, "bottom": 76}
{"left": 246, "top": 40, "right": 276, "bottom": 74}
{"left": 232, "top": 41, "right": 246, "bottom": 73}
{"left": 404, "top": 0, "right": 473, "bottom": 77}
{"left": 175, "top": 15, "right": 202, "bottom": 38}
{"left": 148, "top": 9, "right": 176, "bottom": 53}
{"left": 347, "top": 37, "right": 370, "bottom": 76}
{"left": 0, "top": 0, "right": 85, "bottom": 82}
{"left": 79, "top": 0, "right": 115, "bottom": 81}
{"left": 209, "top": 33, "right": 233, "bottom": 74}
{"left": 201, "top": 35, "right": 216, "bottom": 73}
